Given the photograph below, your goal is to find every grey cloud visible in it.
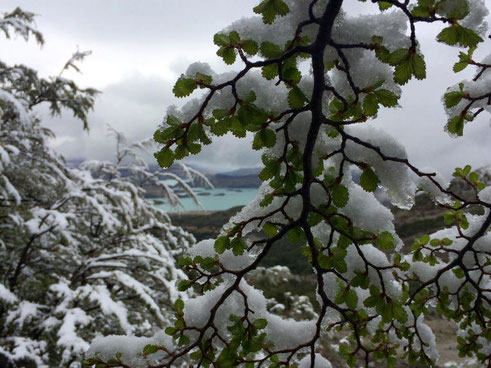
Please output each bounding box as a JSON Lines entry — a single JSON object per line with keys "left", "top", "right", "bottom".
{"left": 183, "top": 134, "right": 262, "bottom": 172}
{"left": 6, "top": 1, "right": 491, "bottom": 176}
{"left": 47, "top": 73, "right": 177, "bottom": 161}
{"left": 46, "top": 73, "right": 261, "bottom": 171}
{"left": 5, "top": 1, "right": 257, "bottom": 47}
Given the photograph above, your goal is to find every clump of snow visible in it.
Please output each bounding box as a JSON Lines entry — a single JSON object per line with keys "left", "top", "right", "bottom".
{"left": 414, "top": 168, "right": 451, "bottom": 204}
{"left": 415, "top": 316, "right": 439, "bottom": 362}
{"left": 188, "top": 238, "right": 255, "bottom": 271}
{"left": 0, "top": 282, "right": 18, "bottom": 303}
{"left": 478, "top": 185, "right": 491, "bottom": 202}
{"left": 298, "top": 353, "right": 332, "bottom": 368}
{"left": 340, "top": 181, "right": 395, "bottom": 232}
{"left": 460, "top": 0, "right": 489, "bottom": 36}
{"left": 87, "top": 332, "right": 175, "bottom": 368}
{"left": 344, "top": 125, "right": 416, "bottom": 208}
{"left": 57, "top": 308, "right": 91, "bottom": 363}
{"left": 183, "top": 277, "right": 316, "bottom": 351}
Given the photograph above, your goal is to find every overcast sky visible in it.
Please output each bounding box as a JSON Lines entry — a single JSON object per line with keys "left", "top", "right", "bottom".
{"left": 2, "top": 1, "right": 490, "bottom": 175}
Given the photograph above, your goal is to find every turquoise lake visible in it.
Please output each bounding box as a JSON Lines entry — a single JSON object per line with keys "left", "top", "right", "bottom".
{"left": 151, "top": 187, "right": 259, "bottom": 212}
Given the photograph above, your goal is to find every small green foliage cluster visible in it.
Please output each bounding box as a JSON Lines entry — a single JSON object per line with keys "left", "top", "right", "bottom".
{"left": 452, "top": 165, "right": 487, "bottom": 191}
{"left": 186, "top": 316, "right": 269, "bottom": 367}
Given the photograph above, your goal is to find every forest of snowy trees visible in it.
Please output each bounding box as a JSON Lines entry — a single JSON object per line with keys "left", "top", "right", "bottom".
{"left": 1, "top": 0, "right": 491, "bottom": 367}
{"left": 0, "top": 7, "right": 205, "bottom": 367}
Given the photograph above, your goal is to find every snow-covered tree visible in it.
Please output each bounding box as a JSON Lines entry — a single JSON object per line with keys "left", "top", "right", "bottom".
{"left": 89, "top": 0, "right": 490, "bottom": 366}
{"left": 0, "top": 8, "right": 198, "bottom": 368}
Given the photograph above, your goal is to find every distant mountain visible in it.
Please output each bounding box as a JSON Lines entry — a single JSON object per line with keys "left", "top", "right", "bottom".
{"left": 206, "top": 167, "right": 262, "bottom": 188}
{"left": 66, "top": 158, "right": 85, "bottom": 168}
{"left": 218, "top": 167, "right": 262, "bottom": 177}
{"left": 209, "top": 173, "right": 261, "bottom": 188}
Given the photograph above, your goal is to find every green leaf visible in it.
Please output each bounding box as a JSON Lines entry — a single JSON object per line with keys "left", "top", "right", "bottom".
{"left": 437, "top": 25, "right": 483, "bottom": 48}
{"left": 189, "top": 350, "right": 202, "bottom": 361}
{"left": 263, "top": 222, "right": 278, "bottom": 237}
{"left": 178, "top": 257, "right": 192, "bottom": 266}
{"left": 447, "top": 115, "right": 465, "bottom": 136}
{"left": 412, "top": 5, "right": 431, "bottom": 17}
{"left": 393, "top": 303, "right": 408, "bottom": 323}
{"left": 174, "top": 145, "right": 189, "bottom": 160}
{"left": 288, "top": 87, "right": 308, "bottom": 109}
{"left": 195, "top": 72, "right": 213, "bottom": 85}
{"left": 214, "top": 33, "right": 230, "bottom": 47}
{"left": 331, "top": 184, "right": 349, "bottom": 208}
{"left": 416, "top": 234, "right": 430, "bottom": 245}
{"left": 287, "top": 227, "right": 304, "bottom": 243}
{"left": 260, "top": 41, "right": 283, "bottom": 58}
{"left": 175, "top": 299, "right": 185, "bottom": 312}
{"left": 436, "top": 0, "right": 469, "bottom": 19}
{"left": 469, "top": 171, "right": 479, "bottom": 182}
{"left": 453, "top": 61, "right": 468, "bottom": 73}
{"left": 83, "top": 358, "right": 98, "bottom": 366}
{"left": 378, "top": 1, "right": 392, "bottom": 10}
{"left": 211, "top": 119, "right": 230, "bottom": 136}
{"left": 143, "top": 344, "right": 158, "bottom": 355}
{"left": 173, "top": 77, "right": 197, "bottom": 98}
{"left": 377, "top": 232, "right": 396, "bottom": 250}
{"left": 200, "top": 257, "right": 215, "bottom": 270}
{"left": 215, "top": 236, "right": 230, "bottom": 254}
{"left": 442, "top": 238, "right": 453, "bottom": 246}
{"left": 262, "top": 64, "right": 279, "bottom": 80}
{"left": 388, "top": 49, "right": 409, "bottom": 66}
{"left": 187, "top": 123, "right": 201, "bottom": 142}
{"left": 230, "top": 116, "right": 247, "bottom": 138}
{"left": 261, "top": 128, "right": 277, "bottom": 148}
{"left": 375, "top": 46, "right": 391, "bottom": 63}
{"left": 254, "top": 0, "right": 290, "bottom": 24}
{"left": 374, "top": 89, "right": 398, "bottom": 107}
{"left": 217, "top": 46, "right": 237, "bottom": 65}
{"left": 363, "top": 93, "right": 379, "bottom": 116}
{"left": 411, "top": 53, "right": 426, "bottom": 80}
{"left": 363, "top": 295, "right": 379, "bottom": 308}
{"left": 360, "top": 168, "right": 379, "bottom": 192}
{"left": 165, "top": 327, "right": 177, "bottom": 335}
{"left": 308, "top": 212, "right": 323, "bottom": 227}
{"left": 283, "top": 67, "right": 302, "bottom": 84}
{"left": 260, "top": 193, "right": 274, "bottom": 207}
{"left": 444, "top": 91, "right": 463, "bottom": 108}
{"left": 346, "top": 289, "right": 358, "bottom": 309}
{"left": 238, "top": 103, "right": 268, "bottom": 126}
{"left": 154, "top": 147, "right": 175, "bottom": 168}
{"left": 430, "top": 238, "right": 441, "bottom": 247}
{"left": 393, "top": 59, "right": 413, "bottom": 85}
{"left": 254, "top": 318, "right": 268, "bottom": 329}
{"left": 393, "top": 52, "right": 426, "bottom": 84}
{"left": 154, "top": 127, "right": 177, "bottom": 143}
{"left": 231, "top": 237, "right": 247, "bottom": 255}
{"left": 178, "top": 280, "right": 192, "bottom": 291}
{"left": 178, "top": 335, "right": 190, "bottom": 346}
{"left": 262, "top": 157, "right": 281, "bottom": 179}
{"left": 228, "top": 31, "right": 240, "bottom": 45}
{"left": 338, "top": 234, "right": 352, "bottom": 249}
{"left": 212, "top": 109, "right": 229, "bottom": 119}
{"left": 453, "top": 267, "right": 465, "bottom": 279}
{"left": 242, "top": 39, "right": 259, "bottom": 55}
{"left": 252, "top": 132, "right": 263, "bottom": 150}
{"left": 351, "top": 273, "right": 369, "bottom": 289}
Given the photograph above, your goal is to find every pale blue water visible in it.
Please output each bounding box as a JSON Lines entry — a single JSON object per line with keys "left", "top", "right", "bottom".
{"left": 151, "top": 187, "right": 259, "bottom": 212}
